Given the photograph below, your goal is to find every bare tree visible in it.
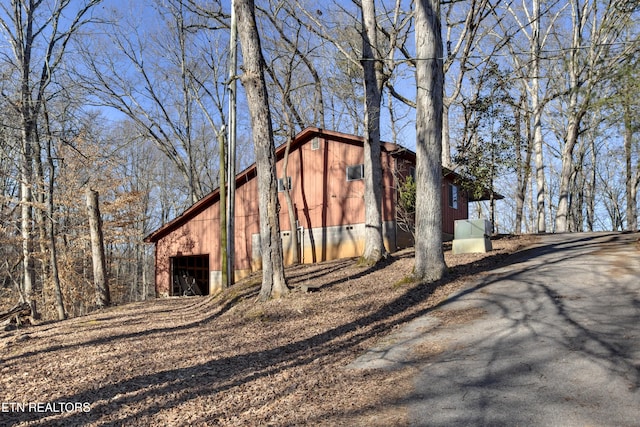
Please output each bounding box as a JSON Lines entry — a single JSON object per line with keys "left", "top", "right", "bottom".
{"left": 108, "top": 123, "right": 159, "bottom": 301}
{"left": 234, "top": 0, "right": 288, "bottom": 300}
{"left": 257, "top": 1, "right": 326, "bottom": 131}
{"left": 413, "top": 0, "right": 446, "bottom": 282}
{"left": 489, "top": 0, "right": 564, "bottom": 233}
{"left": 0, "top": 0, "right": 102, "bottom": 319}
{"left": 257, "top": 5, "right": 327, "bottom": 265}
{"left": 513, "top": 93, "right": 532, "bottom": 234}
{"left": 51, "top": 118, "right": 157, "bottom": 315}
{"left": 554, "top": 0, "right": 637, "bottom": 232}
{"left": 530, "top": 0, "right": 548, "bottom": 233}
{"left": 77, "top": 1, "right": 222, "bottom": 206}
{"left": 596, "top": 141, "right": 626, "bottom": 230}
{"left": 605, "top": 60, "right": 640, "bottom": 231}
{"left": 594, "top": 49, "right": 640, "bottom": 231}
{"left": 287, "top": 1, "right": 412, "bottom": 264}
{"left": 360, "top": 0, "right": 388, "bottom": 265}
{"left": 86, "top": 188, "right": 110, "bottom": 308}
{"left": 441, "top": 0, "right": 495, "bottom": 167}
{"left": 42, "top": 104, "right": 66, "bottom": 320}
{"left": 621, "top": 71, "right": 640, "bottom": 231}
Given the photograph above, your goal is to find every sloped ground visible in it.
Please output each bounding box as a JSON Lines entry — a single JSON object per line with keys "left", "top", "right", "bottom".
{"left": 0, "top": 236, "right": 532, "bottom": 426}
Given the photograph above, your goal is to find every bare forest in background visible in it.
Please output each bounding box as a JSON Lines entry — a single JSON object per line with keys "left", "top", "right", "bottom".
{"left": 1, "top": 0, "right": 638, "bottom": 320}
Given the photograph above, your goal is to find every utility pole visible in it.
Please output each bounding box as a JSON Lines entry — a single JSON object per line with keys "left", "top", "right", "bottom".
{"left": 226, "top": 0, "right": 238, "bottom": 288}
{"left": 219, "top": 129, "right": 227, "bottom": 291}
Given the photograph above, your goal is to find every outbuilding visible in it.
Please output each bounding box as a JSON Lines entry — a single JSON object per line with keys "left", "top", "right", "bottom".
{"left": 144, "top": 127, "right": 492, "bottom": 297}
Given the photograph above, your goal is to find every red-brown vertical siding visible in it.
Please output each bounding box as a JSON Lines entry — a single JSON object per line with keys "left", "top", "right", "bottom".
{"left": 148, "top": 129, "right": 472, "bottom": 296}
{"left": 441, "top": 176, "right": 469, "bottom": 237}
{"left": 154, "top": 201, "right": 221, "bottom": 296}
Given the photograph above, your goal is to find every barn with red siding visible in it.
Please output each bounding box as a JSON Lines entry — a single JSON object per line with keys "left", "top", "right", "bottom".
{"left": 144, "top": 128, "right": 493, "bottom": 297}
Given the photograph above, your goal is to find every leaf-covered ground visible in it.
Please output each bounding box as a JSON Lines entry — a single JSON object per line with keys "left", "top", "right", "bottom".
{"left": 1, "top": 236, "right": 533, "bottom": 426}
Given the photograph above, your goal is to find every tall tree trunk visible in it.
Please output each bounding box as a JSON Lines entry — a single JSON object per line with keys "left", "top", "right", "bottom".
{"left": 569, "top": 165, "right": 584, "bottom": 232}
{"left": 624, "top": 96, "right": 638, "bottom": 231}
{"left": 441, "top": 103, "right": 451, "bottom": 167}
{"left": 48, "top": 188, "right": 65, "bottom": 320}
{"left": 141, "top": 245, "right": 150, "bottom": 300}
{"left": 235, "top": 0, "right": 288, "bottom": 301}
{"left": 555, "top": 97, "right": 576, "bottom": 233}
{"left": 86, "top": 188, "right": 110, "bottom": 308}
{"left": 33, "top": 137, "right": 48, "bottom": 295}
{"left": 360, "top": 0, "right": 388, "bottom": 265}
{"left": 20, "top": 127, "right": 38, "bottom": 319}
{"left": 572, "top": 140, "right": 590, "bottom": 232}
{"left": 44, "top": 108, "right": 66, "bottom": 320}
{"left": 413, "top": 0, "right": 446, "bottom": 282}
{"left": 585, "top": 139, "right": 596, "bottom": 232}
{"left": 555, "top": 116, "right": 583, "bottom": 233}
{"left": 514, "top": 95, "right": 532, "bottom": 234}
{"left": 531, "top": 0, "right": 547, "bottom": 233}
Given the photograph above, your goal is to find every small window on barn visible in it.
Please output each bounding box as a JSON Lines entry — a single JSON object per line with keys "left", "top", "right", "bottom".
{"left": 449, "top": 184, "right": 459, "bottom": 209}
{"left": 346, "top": 164, "right": 364, "bottom": 181}
{"left": 409, "top": 167, "right": 416, "bottom": 181}
{"left": 278, "top": 176, "right": 292, "bottom": 192}
{"left": 311, "top": 137, "right": 320, "bottom": 150}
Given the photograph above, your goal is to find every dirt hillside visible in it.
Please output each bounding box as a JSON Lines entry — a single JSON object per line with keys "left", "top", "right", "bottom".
{"left": 1, "top": 236, "right": 533, "bottom": 426}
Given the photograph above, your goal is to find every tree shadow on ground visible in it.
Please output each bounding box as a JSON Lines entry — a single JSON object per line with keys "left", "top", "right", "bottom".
{"left": 7, "top": 233, "right": 637, "bottom": 426}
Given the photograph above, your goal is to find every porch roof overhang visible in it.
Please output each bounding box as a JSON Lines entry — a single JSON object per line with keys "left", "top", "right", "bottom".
{"left": 441, "top": 167, "right": 505, "bottom": 202}
{"left": 386, "top": 146, "right": 504, "bottom": 203}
